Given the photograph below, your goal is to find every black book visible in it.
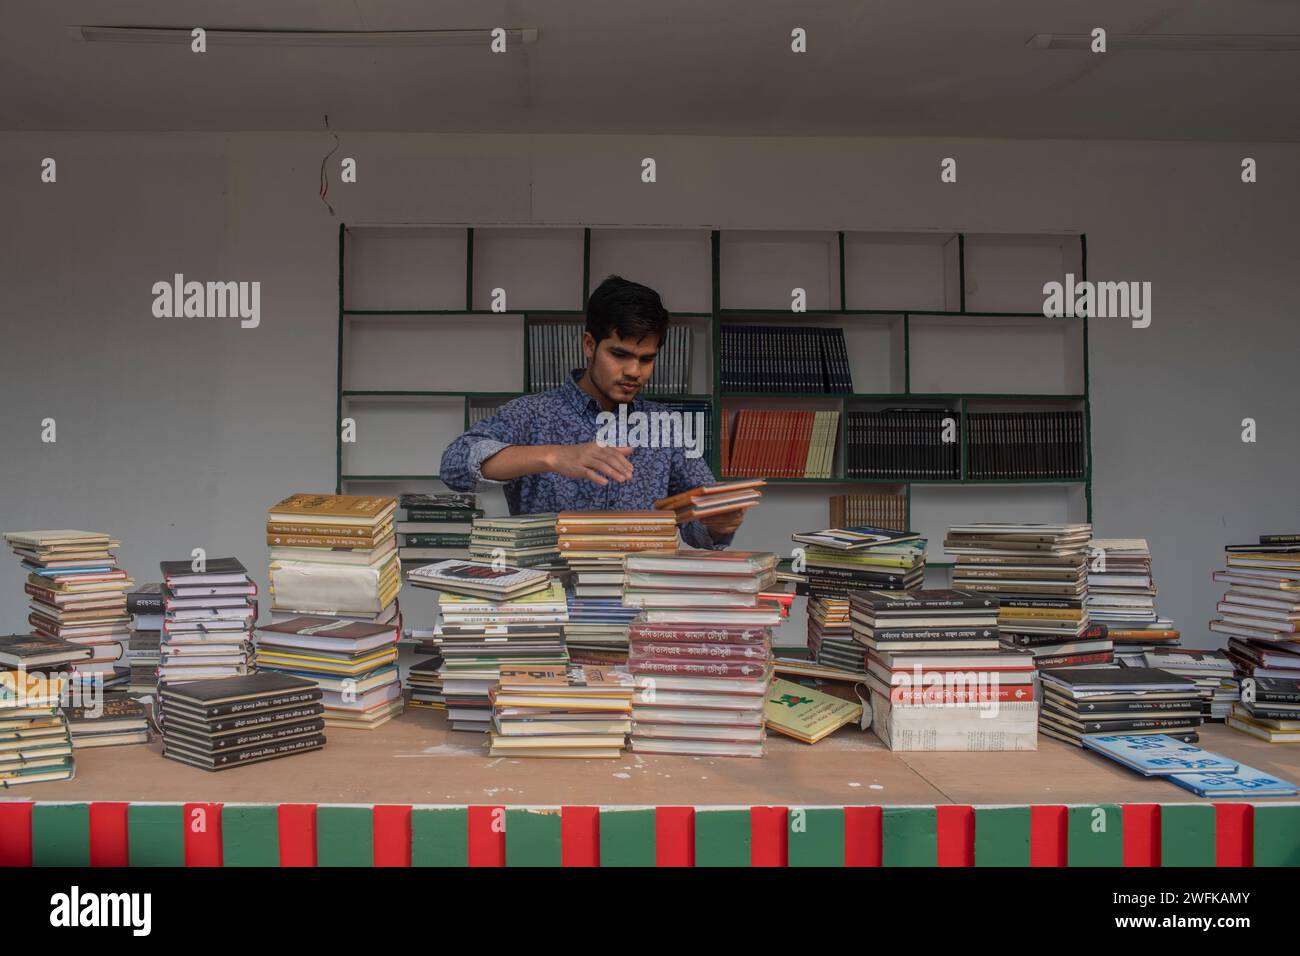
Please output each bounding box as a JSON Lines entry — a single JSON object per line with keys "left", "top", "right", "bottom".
{"left": 1070, "top": 716, "right": 1203, "bottom": 734}
{"left": 849, "top": 589, "right": 997, "bottom": 612}
{"left": 158, "top": 672, "right": 322, "bottom": 718}
{"left": 869, "top": 627, "right": 999, "bottom": 641}
{"left": 1251, "top": 677, "right": 1300, "bottom": 704}
{"left": 0, "top": 632, "right": 94, "bottom": 668}
{"left": 165, "top": 702, "right": 326, "bottom": 735}
{"left": 159, "top": 557, "right": 248, "bottom": 580}
{"left": 163, "top": 733, "right": 326, "bottom": 772}
{"left": 1260, "top": 534, "right": 1300, "bottom": 545}
{"left": 1041, "top": 666, "right": 1194, "bottom": 693}
{"left": 996, "top": 595, "right": 1086, "bottom": 610}
{"left": 1240, "top": 703, "right": 1300, "bottom": 721}
{"left": 1047, "top": 692, "right": 1200, "bottom": 714}
{"left": 126, "top": 583, "right": 163, "bottom": 614}
{"left": 167, "top": 717, "right": 326, "bottom": 753}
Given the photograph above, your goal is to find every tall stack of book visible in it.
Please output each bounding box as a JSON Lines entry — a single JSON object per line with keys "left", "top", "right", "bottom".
{"left": 1143, "top": 648, "right": 1238, "bottom": 721}
{"left": 829, "top": 493, "right": 908, "bottom": 533}
{"left": 265, "top": 494, "right": 402, "bottom": 729}
{"left": 1086, "top": 539, "right": 1181, "bottom": 666}
{"left": 3, "top": 530, "right": 133, "bottom": 692}
{"left": 792, "top": 527, "right": 926, "bottom": 599}
{"left": 407, "top": 560, "right": 565, "bottom": 732}
{"left": 396, "top": 493, "right": 480, "bottom": 564}
{"left": 558, "top": 510, "right": 678, "bottom": 663}
{"left": 1038, "top": 668, "right": 1203, "bottom": 745}
{"left": 1209, "top": 533, "right": 1300, "bottom": 742}
{"left": 806, "top": 596, "right": 863, "bottom": 674}
{"left": 1, "top": 638, "right": 82, "bottom": 786}
{"left": 469, "top": 514, "right": 560, "bottom": 568}
{"left": 488, "top": 662, "right": 635, "bottom": 757}
{"left": 253, "top": 615, "right": 402, "bottom": 729}
{"left": 158, "top": 558, "right": 256, "bottom": 685}
{"left": 406, "top": 654, "right": 444, "bottom": 712}
{"left": 125, "top": 583, "right": 162, "bottom": 695}
{"left": 624, "top": 550, "right": 780, "bottom": 758}
{"left": 853, "top": 589, "right": 1039, "bottom": 751}
{"left": 947, "top": 523, "right": 1104, "bottom": 670}
{"left": 159, "top": 672, "right": 325, "bottom": 771}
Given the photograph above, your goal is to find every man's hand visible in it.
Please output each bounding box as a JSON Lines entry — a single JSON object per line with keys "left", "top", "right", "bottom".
{"left": 697, "top": 507, "right": 745, "bottom": 539}
{"left": 546, "top": 443, "right": 635, "bottom": 486}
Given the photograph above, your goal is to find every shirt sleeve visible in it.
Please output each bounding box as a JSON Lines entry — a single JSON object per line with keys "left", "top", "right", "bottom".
{"left": 670, "top": 437, "right": 734, "bottom": 551}
{"left": 438, "top": 402, "right": 520, "bottom": 491}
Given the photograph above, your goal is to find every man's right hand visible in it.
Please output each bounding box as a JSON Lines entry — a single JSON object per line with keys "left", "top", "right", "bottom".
{"left": 547, "top": 443, "right": 635, "bottom": 486}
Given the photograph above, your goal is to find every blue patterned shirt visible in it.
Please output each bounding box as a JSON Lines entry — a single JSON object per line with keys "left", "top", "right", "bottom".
{"left": 440, "top": 369, "right": 731, "bottom": 550}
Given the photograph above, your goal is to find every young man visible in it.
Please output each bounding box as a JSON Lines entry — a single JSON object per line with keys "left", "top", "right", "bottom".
{"left": 440, "top": 275, "right": 743, "bottom": 549}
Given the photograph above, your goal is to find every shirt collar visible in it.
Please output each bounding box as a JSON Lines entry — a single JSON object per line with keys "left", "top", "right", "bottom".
{"left": 562, "top": 368, "right": 647, "bottom": 417}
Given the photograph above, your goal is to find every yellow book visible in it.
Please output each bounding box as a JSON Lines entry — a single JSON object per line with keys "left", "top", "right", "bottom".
{"left": 764, "top": 677, "right": 863, "bottom": 744}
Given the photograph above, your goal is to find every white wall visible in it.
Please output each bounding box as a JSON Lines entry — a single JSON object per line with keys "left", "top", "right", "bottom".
{"left": 1, "top": 132, "right": 1297, "bottom": 645}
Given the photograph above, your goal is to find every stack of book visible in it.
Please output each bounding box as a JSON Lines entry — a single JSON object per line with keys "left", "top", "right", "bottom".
{"left": 125, "top": 583, "right": 162, "bottom": 695}
{"left": 852, "top": 589, "right": 1039, "bottom": 751}
{"left": 1143, "top": 647, "right": 1238, "bottom": 721}
{"left": 3, "top": 530, "right": 133, "bottom": 690}
{"left": 947, "top": 523, "right": 1105, "bottom": 669}
{"left": 396, "top": 492, "right": 480, "bottom": 564}
{"left": 158, "top": 557, "right": 256, "bottom": 685}
{"left": 469, "top": 514, "right": 560, "bottom": 568}
{"left": 67, "top": 693, "right": 150, "bottom": 749}
{"left": 488, "top": 662, "right": 635, "bottom": 757}
{"left": 406, "top": 655, "right": 444, "bottom": 712}
{"left": 0, "top": 664, "right": 75, "bottom": 787}
{"left": 792, "top": 527, "right": 926, "bottom": 599}
{"left": 266, "top": 494, "right": 402, "bottom": 728}
{"left": 1226, "top": 677, "right": 1300, "bottom": 743}
{"left": 558, "top": 510, "right": 678, "bottom": 663}
{"left": 253, "top": 615, "right": 402, "bottom": 729}
{"left": 1038, "top": 667, "right": 1203, "bottom": 745}
{"left": 1212, "top": 533, "right": 1300, "bottom": 660}
{"left": 624, "top": 550, "right": 780, "bottom": 758}
{"left": 434, "top": 582, "right": 570, "bottom": 732}
{"left": 1086, "top": 539, "right": 1181, "bottom": 665}
{"left": 654, "top": 480, "right": 765, "bottom": 524}
{"left": 267, "top": 493, "right": 401, "bottom": 627}
{"left": 159, "top": 672, "right": 325, "bottom": 771}
{"left": 806, "top": 596, "right": 863, "bottom": 674}
{"left": 829, "top": 493, "right": 908, "bottom": 533}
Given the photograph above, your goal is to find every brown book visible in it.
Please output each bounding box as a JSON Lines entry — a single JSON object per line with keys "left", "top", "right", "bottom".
{"left": 558, "top": 536, "right": 678, "bottom": 551}
{"left": 266, "top": 521, "right": 386, "bottom": 538}
{"left": 268, "top": 493, "right": 396, "bottom": 526}
{"left": 266, "top": 531, "right": 389, "bottom": 549}
{"left": 653, "top": 479, "right": 766, "bottom": 512}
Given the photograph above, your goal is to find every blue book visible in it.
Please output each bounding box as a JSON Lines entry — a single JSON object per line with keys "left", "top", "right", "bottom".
{"left": 1081, "top": 734, "right": 1239, "bottom": 776}
{"left": 1168, "top": 765, "right": 1299, "bottom": 797}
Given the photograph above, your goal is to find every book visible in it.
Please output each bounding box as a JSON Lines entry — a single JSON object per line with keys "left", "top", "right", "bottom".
{"left": 764, "top": 677, "right": 862, "bottom": 744}
{"left": 1167, "top": 765, "right": 1298, "bottom": 797}
{"left": 791, "top": 526, "right": 923, "bottom": 551}
{"left": 1079, "top": 734, "right": 1239, "bottom": 775}
{"left": 406, "top": 559, "right": 552, "bottom": 599}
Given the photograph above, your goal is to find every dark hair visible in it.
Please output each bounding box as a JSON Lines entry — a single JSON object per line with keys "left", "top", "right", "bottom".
{"left": 585, "top": 275, "right": 669, "bottom": 348}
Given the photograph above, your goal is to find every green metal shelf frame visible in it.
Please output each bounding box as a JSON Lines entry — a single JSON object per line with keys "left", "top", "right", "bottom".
{"left": 335, "top": 224, "right": 1093, "bottom": 527}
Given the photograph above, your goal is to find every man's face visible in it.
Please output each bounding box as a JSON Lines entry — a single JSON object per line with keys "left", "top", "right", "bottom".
{"left": 584, "top": 328, "right": 659, "bottom": 404}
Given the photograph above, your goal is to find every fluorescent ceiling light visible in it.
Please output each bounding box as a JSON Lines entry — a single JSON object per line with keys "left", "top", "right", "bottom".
{"left": 1027, "top": 33, "right": 1300, "bottom": 51}
{"left": 72, "top": 26, "right": 539, "bottom": 47}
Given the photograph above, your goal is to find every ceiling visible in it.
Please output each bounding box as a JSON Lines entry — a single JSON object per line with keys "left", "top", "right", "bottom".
{"left": 2, "top": 0, "right": 1299, "bottom": 140}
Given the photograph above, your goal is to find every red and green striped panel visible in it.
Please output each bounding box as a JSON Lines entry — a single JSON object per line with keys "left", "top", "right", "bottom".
{"left": 1, "top": 801, "right": 1296, "bottom": 865}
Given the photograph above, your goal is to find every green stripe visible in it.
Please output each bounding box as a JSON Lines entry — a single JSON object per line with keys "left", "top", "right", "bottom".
{"left": 1161, "top": 805, "right": 1216, "bottom": 867}
{"left": 505, "top": 809, "right": 562, "bottom": 867}
{"left": 127, "top": 804, "right": 184, "bottom": 867}
{"left": 695, "top": 809, "right": 751, "bottom": 867}
{"left": 788, "top": 808, "right": 844, "bottom": 867}
{"left": 975, "top": 807, "right": 1031, "bottom": 867}
{"left": 220, "top": 805, "right": 280, "bottom": 867}
{"left": 1254, "top": 805, "right": 1300, "bottom": 867}
{"left": 1068, "top": 804, "right": 1123, "bottom": 867}
{"left": 882, "top": 808, "right": 936, "bottom": 867}
{"left": 316, "top": 806, "right": 373, "bottom": 867}
{"left": 411, "top": 808, "right": 467, "bottom": 867}
{"left": 32, "top": 804, "right": 89, "bottom": 867}
{"left": 598, "top": 808, "right": 656, "bottom": 867}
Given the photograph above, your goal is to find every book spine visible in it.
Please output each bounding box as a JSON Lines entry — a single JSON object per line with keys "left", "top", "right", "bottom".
{"left": 626, "top": 658, "right": 770, "bottom": 678}
{"left": 632, "top": 642, "right": 770, "bottom": 661}
{"left": 267, "top": 533, "right": 383, "bottom": 548}
{"left": 627, "top": 624, "right": 770, "bottom": 644}
{"left": 210, "top": 734, "right": 326, "bottom": 766}
{"left": 404, "top": 509, "right": 483, "bottom": 521}
{"left": 853, "top": 595, "right": 996, "bottom": 612}
{"left": 1080, "top": 717, "right": 1202, "bottom": 733}
{"left": 1260, "top": 534, "right": 1300, "bottom": 545}
{"left": 204, "top": 704, "right": 325, "bottom": 732}
{"left": 401, "top": 534, "right": 472, "bottom": 547}
{"left": 869, "top": 627, "right": 998, "bottom": 641}
{"left": 266, "top": 522, "right": 378, "bottom": 537}
{"left": 208, "top": 718, "right": 327, "bottom": 751}
{"left": 1033, "top": 651, "right": 1113, "bottom": 668}
{"left": 186, "top": 690, "right": 325, "bottom": 718}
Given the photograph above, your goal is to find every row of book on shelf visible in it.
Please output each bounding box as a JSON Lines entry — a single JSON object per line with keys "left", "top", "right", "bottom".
{"left": 529, "top": 322, "right": 694, "bottom": 397}
{"left": 3, "top": 502, "right": 1298, "bottom": 797}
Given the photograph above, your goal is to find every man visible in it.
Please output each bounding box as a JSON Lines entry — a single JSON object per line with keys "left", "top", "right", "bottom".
{"left": 440, "top": 275, "right": 743, "bottom": 549}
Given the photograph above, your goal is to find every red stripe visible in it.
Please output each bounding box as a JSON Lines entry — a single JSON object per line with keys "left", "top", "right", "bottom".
{"left": 936, "top": 805, "right": 974, "bottom": 866}
{"left": 561, "top": 806, "right": 600, "bottom": 867}
{"left": 372, "top": 805, "right": 411, "bottom": 867}
{"left": 1122, "top": 804, "right": 1159, "bottom": 867}
{"left": 88, "top": 802, "right": 129, "bottom": 867}
{"left": 1030, "top": 805, "right": 1067, "bottom": 867}
{"left": 183, "top": 803, "right": 223, "bottom": 867}
{"left": 468, "top": 805, "right": 505, "bottom": 867}
{"left": 655, "top": 806, "right": 695, "bottom": 867}
{"left": 844, "top": 806, "right": 882, "bottom": 867}
{"left": 1215, "top": 804, "right": 1253, "bottom": 867}
{"left": 278, "top": 804, "right": 317, "bottom": 867}
{"left": 750, "top": 806, "right": 788, "bottom": 867}
{"left": 0, "top": 802, "right": 32, "bottom": 866}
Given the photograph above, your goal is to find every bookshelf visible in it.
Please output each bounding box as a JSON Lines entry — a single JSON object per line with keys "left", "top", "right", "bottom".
{"left": 336, "top": 224, "right": 1091, "bottom": 606}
